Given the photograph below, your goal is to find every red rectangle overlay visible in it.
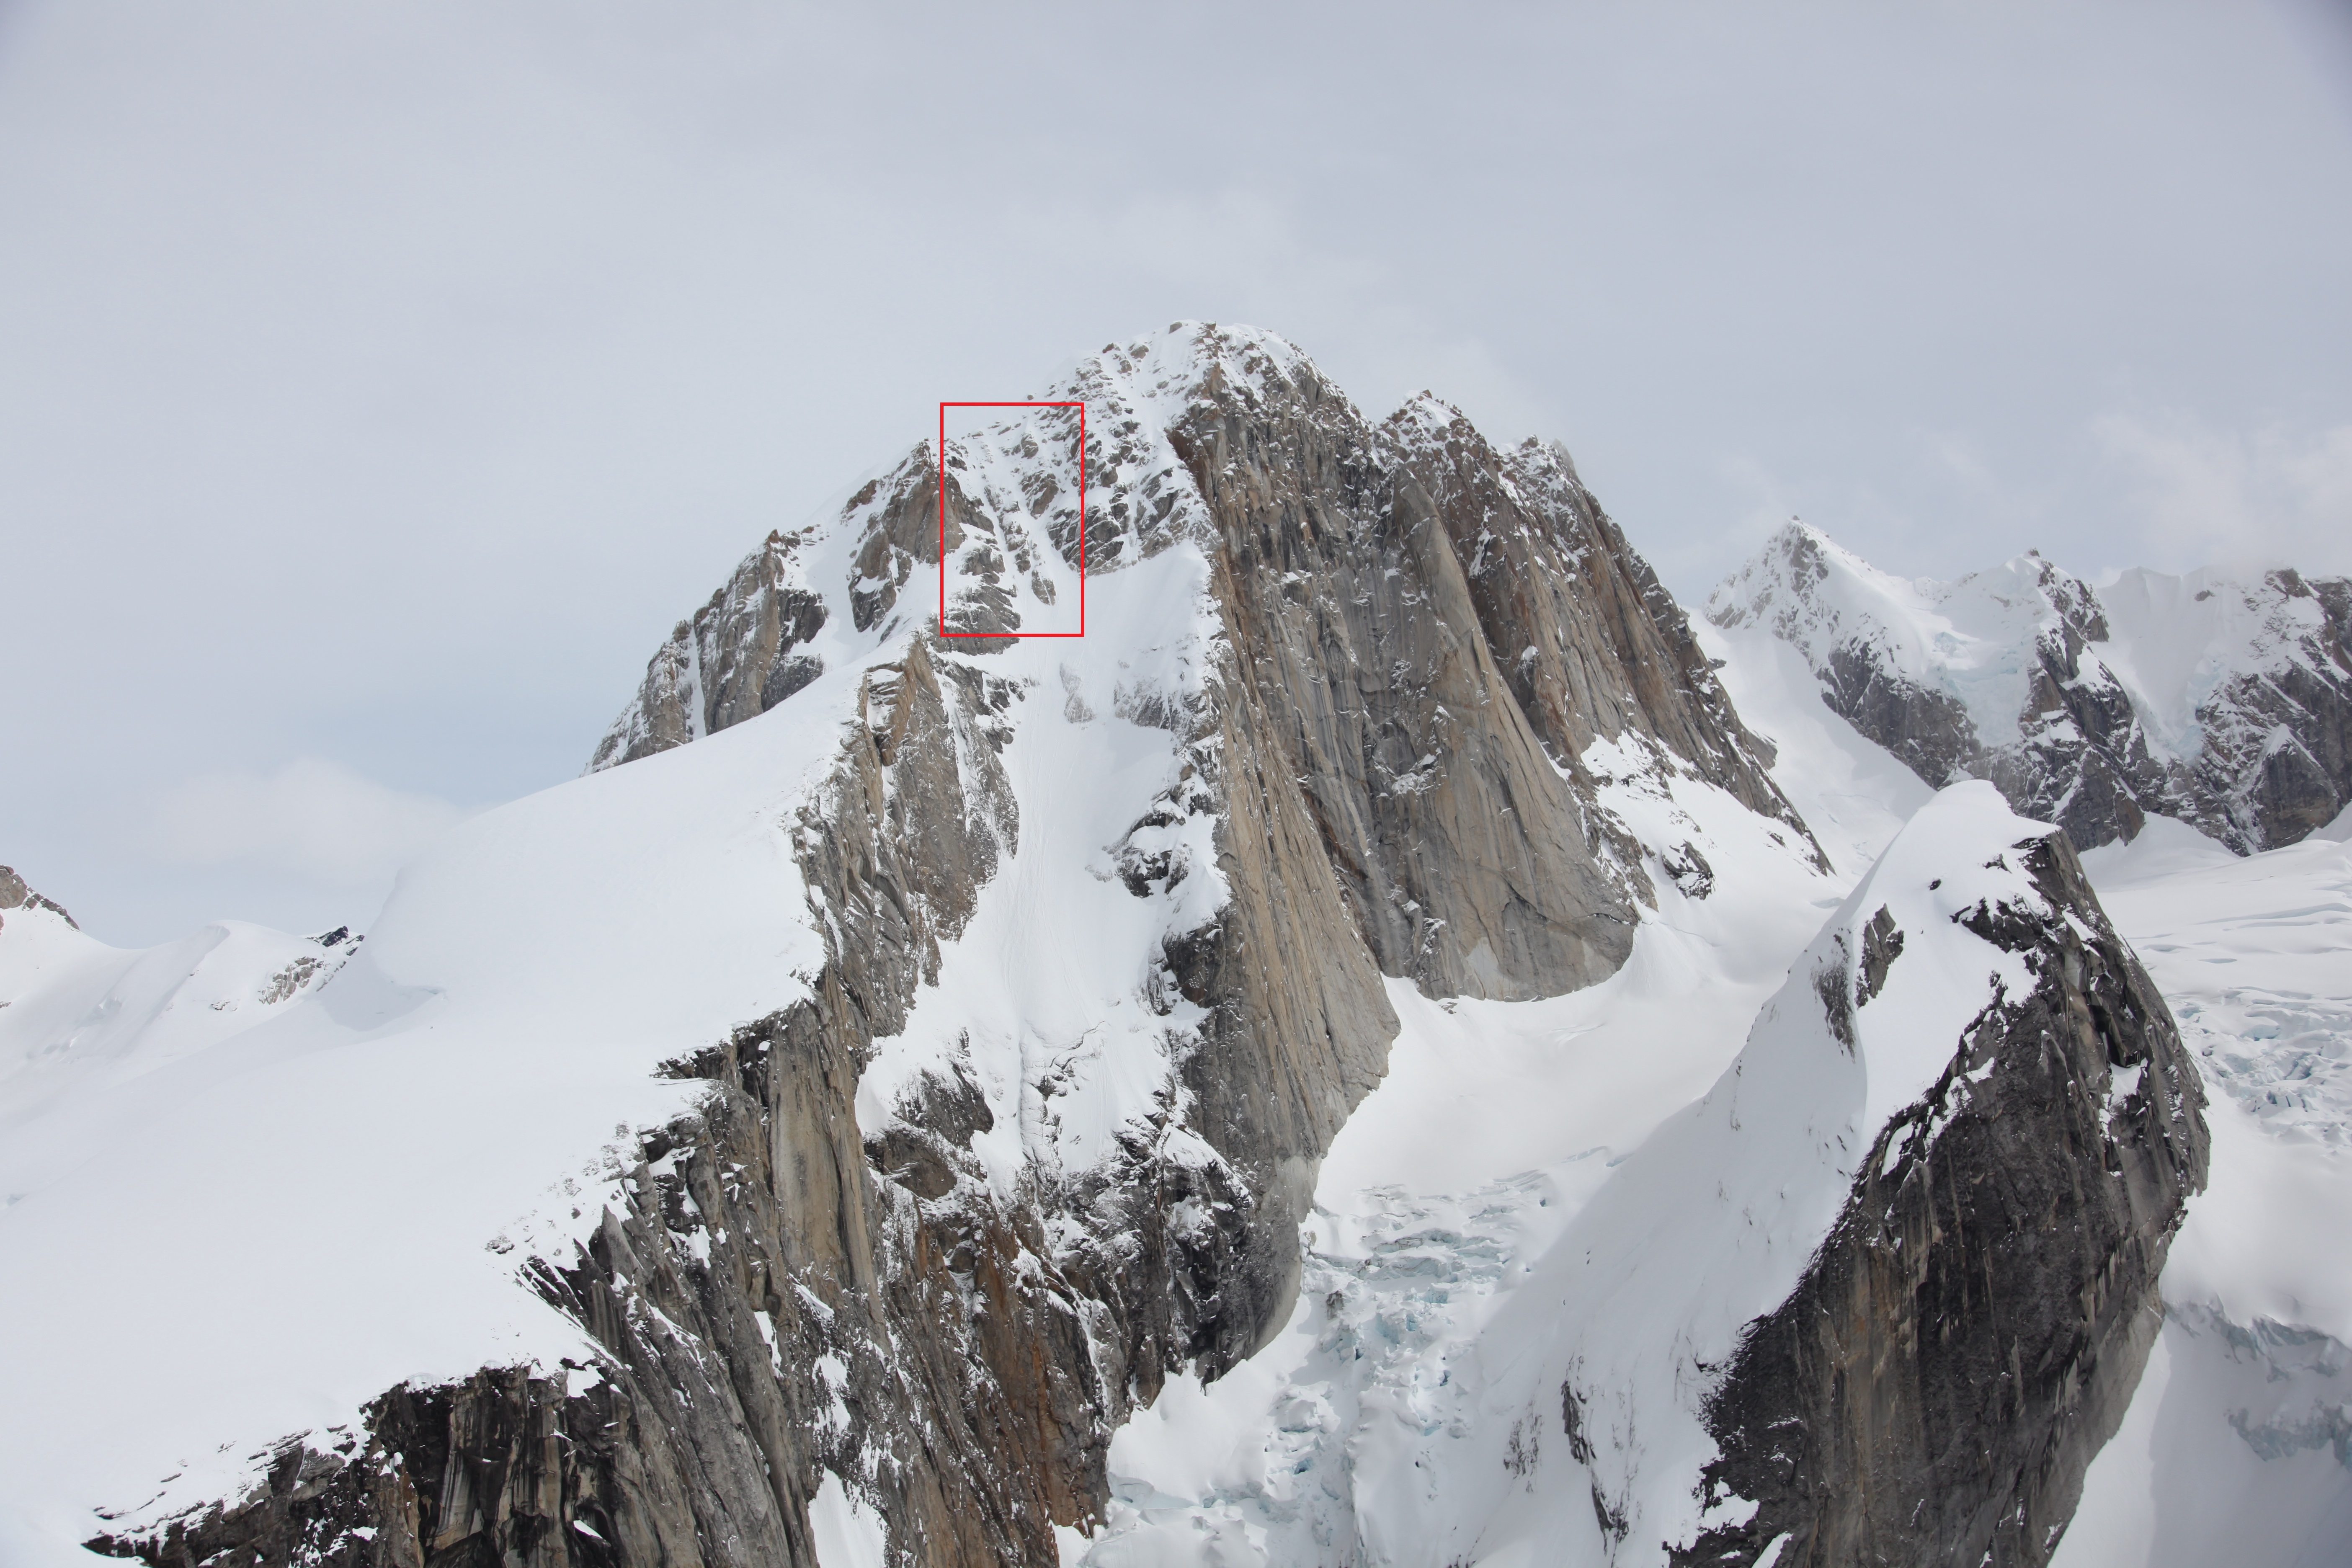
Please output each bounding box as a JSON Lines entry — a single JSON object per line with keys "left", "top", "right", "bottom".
{"left": 938, "top": 400, "right": 1086, "bottom": 639}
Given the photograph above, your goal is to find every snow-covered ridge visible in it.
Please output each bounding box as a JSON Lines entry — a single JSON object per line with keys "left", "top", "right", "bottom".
{"left": 1707, "top": 521, "right": 2352, "bottom": 853}
{"left": 1088, "top": 781, "right": 2204, "bottom": 1565}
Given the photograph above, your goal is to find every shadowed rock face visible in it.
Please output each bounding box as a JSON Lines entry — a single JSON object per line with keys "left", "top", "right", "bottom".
{"left": 1676, "top": 830, "right": 2208, "bottom": 1568}
{"left": 90, "top": 326, "right": 1808, "bottom": 1568}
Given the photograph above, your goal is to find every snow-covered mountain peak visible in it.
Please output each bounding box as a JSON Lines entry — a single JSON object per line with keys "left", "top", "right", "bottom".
{"left": 1707, "top": 522, "right": 2352, "bottom": 854}
{"left": 585, "top": 322, "right": 1350, "bottom": 774}
{"left": 1706, "top": 521, "right": 2102, "bottom": 744}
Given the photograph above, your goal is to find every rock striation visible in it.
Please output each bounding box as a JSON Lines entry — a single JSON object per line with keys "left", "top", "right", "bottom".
{"left": 1708, "top": 521, "right": 2352, "bottom": 853}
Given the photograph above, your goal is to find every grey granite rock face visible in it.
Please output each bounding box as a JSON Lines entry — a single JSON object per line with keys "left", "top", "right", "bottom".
{"left": 585, "top": 529, "right": 831, "bottom": 772}
{"left": 1382, "top": 406, "right": 1810, "bottom": 845}
{"left": 1675, "top": 830, "right": 2209, "bottom": 1568}
{"left": 1156, "top": 356, "right": 1641, "bottom": 1002}
{"left": 0, "top": 865, "right": 77, "bottom": 930}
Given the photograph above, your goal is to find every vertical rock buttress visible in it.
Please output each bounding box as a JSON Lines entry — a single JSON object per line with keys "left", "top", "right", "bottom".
{"left": 1677, "top": 830, "right": 2209, "bottom": 1568}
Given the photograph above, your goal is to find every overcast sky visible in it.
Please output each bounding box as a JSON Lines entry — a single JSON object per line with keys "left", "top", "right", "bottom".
{"left": 4, "top": 0, "right": 2349, "bottom": 946}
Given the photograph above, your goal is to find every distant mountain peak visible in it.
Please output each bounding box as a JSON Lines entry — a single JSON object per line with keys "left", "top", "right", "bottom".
{"left": 1708, "top": 525, "right": 2352, "bottom": 852}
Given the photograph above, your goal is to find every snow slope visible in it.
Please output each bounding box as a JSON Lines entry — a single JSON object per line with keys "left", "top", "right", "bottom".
{"left": 0, "top": 676, "right": 871, "bottom": 1558}
{"left": 1698, "top": 616, "right": 1932, "bottom": 879}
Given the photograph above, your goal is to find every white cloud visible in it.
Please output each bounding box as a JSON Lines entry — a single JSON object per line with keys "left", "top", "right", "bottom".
{"left": 2093, "top": 410, "right": 2352, "bottom": 574}
{"left": 143, "top": 758, "right": 470, "bottom": 888}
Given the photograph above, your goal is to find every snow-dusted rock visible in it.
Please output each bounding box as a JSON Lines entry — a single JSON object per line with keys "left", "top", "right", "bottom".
{"left": 0, "top": 864, "right": 78, "bottom": 931}
{"left": 1707, "top": 522, "right": 2352, "bottom": 853}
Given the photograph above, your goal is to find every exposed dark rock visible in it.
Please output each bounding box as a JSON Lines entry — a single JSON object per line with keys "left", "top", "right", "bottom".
{"left": 0, "top": 864, "right": 77, "bottom": 929}
{"left": 1676, "top": 830, "right": 2209, "bottom": 1568}
{"left": 1661, "top": 842, "right": 1716, "bottom": 900}
{"left": 585, "top": 530, "right": 833, "bottom": 771}
{"left": 1856, "top": 904, "right": 1902, "bottom": 1005}
{"left": 1821, "top": 641, "right": 1979, "bottom": 790}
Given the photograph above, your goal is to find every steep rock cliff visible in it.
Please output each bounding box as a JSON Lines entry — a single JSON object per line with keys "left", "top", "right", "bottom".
{"left": 1677, "top": 821, "right": 2209, "bottom": 1566}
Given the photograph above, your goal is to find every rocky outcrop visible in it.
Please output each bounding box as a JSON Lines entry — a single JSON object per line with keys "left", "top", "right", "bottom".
{"left": 1155, "top": 355, "right": 1636, "bottom": 1002}
{"left": 585, "top": 531, "right": 832, "bottom": 772}
{"left": 0, "top": 865, "right": 77, "bottom": 930}
{"left": 1709, "top": 522, "right": 2352, "bottom": 853}
{"left": 1677, "top": 827, "right": 2209, "bottom": 1567}
{"left": 2186, "top": 570, "right": 2352, "bottom": 848}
